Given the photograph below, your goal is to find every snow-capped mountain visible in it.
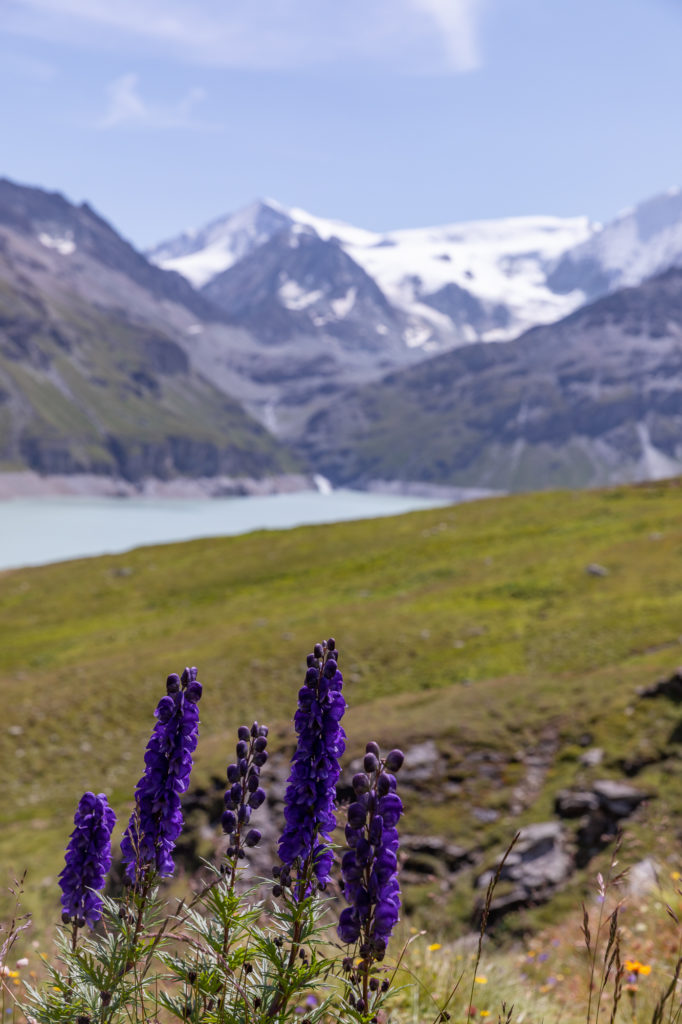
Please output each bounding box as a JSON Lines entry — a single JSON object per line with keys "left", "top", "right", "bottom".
{"left": 548, "top": 187, "right": 682, "bottom": 300}
{"left": 302, "top": 266, "right": 682, "bottom": 493}
{"left": 149, "top": 188, "right": 682, "bottom": 357}
{"left": 149, "top": 200, "right": 594, "bottom": 350}
{"left": 201, "top": 223, "right": 407, "bottom": 351}
{"left": 148, "top": 200, "right": 292, "bottom": 285}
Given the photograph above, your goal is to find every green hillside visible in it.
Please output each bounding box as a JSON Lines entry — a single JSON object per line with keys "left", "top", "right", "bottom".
{"left": 0, "top": 267, "right": 297, "bottom": 480}
{"left": 4, "top": 478, "right": 682, "bottom": 940}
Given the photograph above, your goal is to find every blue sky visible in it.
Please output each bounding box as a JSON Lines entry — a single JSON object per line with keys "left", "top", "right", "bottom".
{"left": 2, "top": 0, "right": 681, "bottom": 249}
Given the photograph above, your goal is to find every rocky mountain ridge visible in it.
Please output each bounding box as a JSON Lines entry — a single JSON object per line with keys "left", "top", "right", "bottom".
{"left": 4, "top": 175, "right": 682, "bottom": 492}
{"left": 0, "top": 178, "right": 297, "bottom": 480}
{"left": 300, "top": 267, "right": 682, "bottom": 491}
{"left": 150, "top": 187, "right": 682, "bottom": 361}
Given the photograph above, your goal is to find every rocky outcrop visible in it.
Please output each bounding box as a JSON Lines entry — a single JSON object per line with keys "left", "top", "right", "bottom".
{"left": 638, "top": 669, "right": 682, "bottom": 703}
{"left": 401, "top": 836, "right": 477, "bottom": 883}
{"left": 555, "top": 779, "right": 650, "bottom": 868}
{"left": 475, "top": 823, "right": 572, "bottom": 922}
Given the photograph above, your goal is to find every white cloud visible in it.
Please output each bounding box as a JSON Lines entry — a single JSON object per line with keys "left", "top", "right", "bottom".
{"left": 99, "top": 73, "right": 215, "bottom": 130}
{"left": 5, "top": 0, "right": 486, "bottom": 74}
{"left": 409, "top": 0, "right": 483, "bottom": 72}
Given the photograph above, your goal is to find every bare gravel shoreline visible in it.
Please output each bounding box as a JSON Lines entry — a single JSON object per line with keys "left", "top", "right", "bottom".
{"left": 0, "top": 471, "right": 503, "bottom": 503}
{"left": 0, "top": 471, "right": 318, "bottom": 500}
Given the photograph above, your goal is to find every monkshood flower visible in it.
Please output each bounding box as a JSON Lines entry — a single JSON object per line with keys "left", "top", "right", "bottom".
{"left": 222, "top": 720, "right": 269, "bottom": 864}
{"left": 277, "top": 638, "right": 346, "bottom": 891}
{"left": 121, "top": 667, "right": 202, "bottom": 884}
{"left": 59, "top": 791, "right": 116, "bottom": 928}
{"left": 338, "top": 744, "right": 404, "bottom": 955}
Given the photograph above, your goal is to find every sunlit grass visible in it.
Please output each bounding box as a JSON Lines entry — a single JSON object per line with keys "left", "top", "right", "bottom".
{"left": 3, "top": 477, "right": 682, "bottom": 941}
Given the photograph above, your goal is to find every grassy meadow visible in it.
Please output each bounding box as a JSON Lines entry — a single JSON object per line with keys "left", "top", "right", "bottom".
{"left": 4, "top": 476, "right": 682, "bottom": 1017}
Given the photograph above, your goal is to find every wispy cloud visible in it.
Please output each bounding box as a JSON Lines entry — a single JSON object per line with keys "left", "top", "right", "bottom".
{"left": 99, "top": 73, "right": 217, "bottom": 131}
{"left": 6, "top": 0, "right": 486, "bottom": 74}
{"left": 409, "top": 0, "right": 483, "bottom": 72}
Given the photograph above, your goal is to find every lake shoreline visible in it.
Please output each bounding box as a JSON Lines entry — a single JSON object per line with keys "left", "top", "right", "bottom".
{"left": 0, "top": 470, "right": 318, "bottom": 501}
{"left": 0, "top": 471, "right": 503, "bottom": 503}
{"left": 0, "top": 489, "right": 453, "bottom": 572}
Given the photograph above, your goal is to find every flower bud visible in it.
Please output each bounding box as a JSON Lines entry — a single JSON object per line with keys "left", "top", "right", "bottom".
{"left": 237, "top": 725, "right": 250, "bottom": 741}
{"left": 366, "top": 741, "right": 381, "bottom": 757}
{"left": 245, "top": 828, "right": 262, "bottom": 847}
{"left": 347, "top": 802, "right": 367, "bottom": 828}
{"left": 313, "top": 642, "right": 324, "bottom": 657}
{"left": 221, "top": 810, "right": 236, "bottom": 834}
{"left": 248, "top": 787, "right": 266, "bottom": 809}
{"left": 156, "top": 696, "right": 175, "bottom": 723}
{"left": 352, "top": 772, "right": 371, "bottom": 794}
{"left": 185, "top": 680, "right": 202, "bottom": 703}
{"left": 166, "top": 673, "right": 181, "bottom": 694}
{"left": 254, "top": 736, "right": 268, "bottom": 752}
{"left": 377, "top": 774, "right": 390, "bottom": 796}
{"left": 385, "top": 749, "right": 404, "bottom": 772}
{"left": 364, "top": 752, "right": 379, "bottom": 772}
{"left": 236, "top": 740, "right": 249, "bottom": 759}
{"left": 226, "top": 763, "right": 240, "bottom": 784}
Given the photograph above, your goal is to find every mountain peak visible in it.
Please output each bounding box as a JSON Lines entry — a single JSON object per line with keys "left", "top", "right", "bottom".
{"left": 147, "top": 197, "right": 295, "bottom": 287}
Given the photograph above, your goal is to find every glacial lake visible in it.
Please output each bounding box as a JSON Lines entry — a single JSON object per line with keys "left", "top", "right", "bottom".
{"left": 0, "top": 489, "right": 452, "bottom": 572}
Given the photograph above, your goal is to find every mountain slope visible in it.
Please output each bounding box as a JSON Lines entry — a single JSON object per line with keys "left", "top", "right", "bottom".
{"left": 0, "top": 181, "right": 297, "bottom": 480}
{"left": 300, "top": 268, "right": 682, "bottom": 491}
{"left": 549, "top": 188, "right": 682, "bottom": 301}
{"left": 150, "top": 199, "right": 594, "bottom": 349}
{"left": 152, "top": 188, "right": 682, "bottom": 361}
{"left": 201, "top": 224, "right": 408, "bottom": 351}
{"left": 0, "top": 177, "right": 223, "bottom": 323}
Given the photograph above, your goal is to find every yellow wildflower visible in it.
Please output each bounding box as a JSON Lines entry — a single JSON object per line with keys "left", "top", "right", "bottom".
{"left": 428, "top": 943, "right": 442, "bottom": 952}
{"left": 624, "top": 959, "right": 651, "bottom": 976}
{"left": 475, "top": 976, "right": 488, "bottom": 985}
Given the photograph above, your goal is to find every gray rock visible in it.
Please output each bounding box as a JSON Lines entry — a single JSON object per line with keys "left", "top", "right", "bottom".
{"left": 579, "top": 747, "right": 604, "bottom": 767}
{"left": 477, "top": 822, "right": 572, "bottom": 894}
{"left": 592, "top": 779, "right": 648, "bottom": 817}
{"left": 401, "top": 835, "right": 475, "bottom": 878}
{"left": 400, "top": 740, "right": 441, "bottom": 783}
{"left": 401, "top": 835, "right": 474, "bottom": 869}
{"left": 472, "top": 807, "right": 499, "bottom": 823}
{"left": 586, "top": 563, "right": 609, "bottom": 577}
{"left": 555, "top": 789, "right": 600, "bottom": 817}
{"left": 627, "top": 857, "right": 660, "bottom": 897}
{"left": 638, "top": 670, "right": 682, "bottom": 702}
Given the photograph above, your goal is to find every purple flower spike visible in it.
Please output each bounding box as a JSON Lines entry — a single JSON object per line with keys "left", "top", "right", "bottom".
{"left": 222, "top": 721, "right": 269, "bottom": 864}
{"left": 278, "top": 640, "right": 346, "bottom": 892}
{"left": 338, "top": 742, "right": 404, "bottom": 953}
{"left": 59, "top": 792, "right": 116, "bottom": 927}
{"left": 121, "top": 667, "right": 202, "bottom": 884}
